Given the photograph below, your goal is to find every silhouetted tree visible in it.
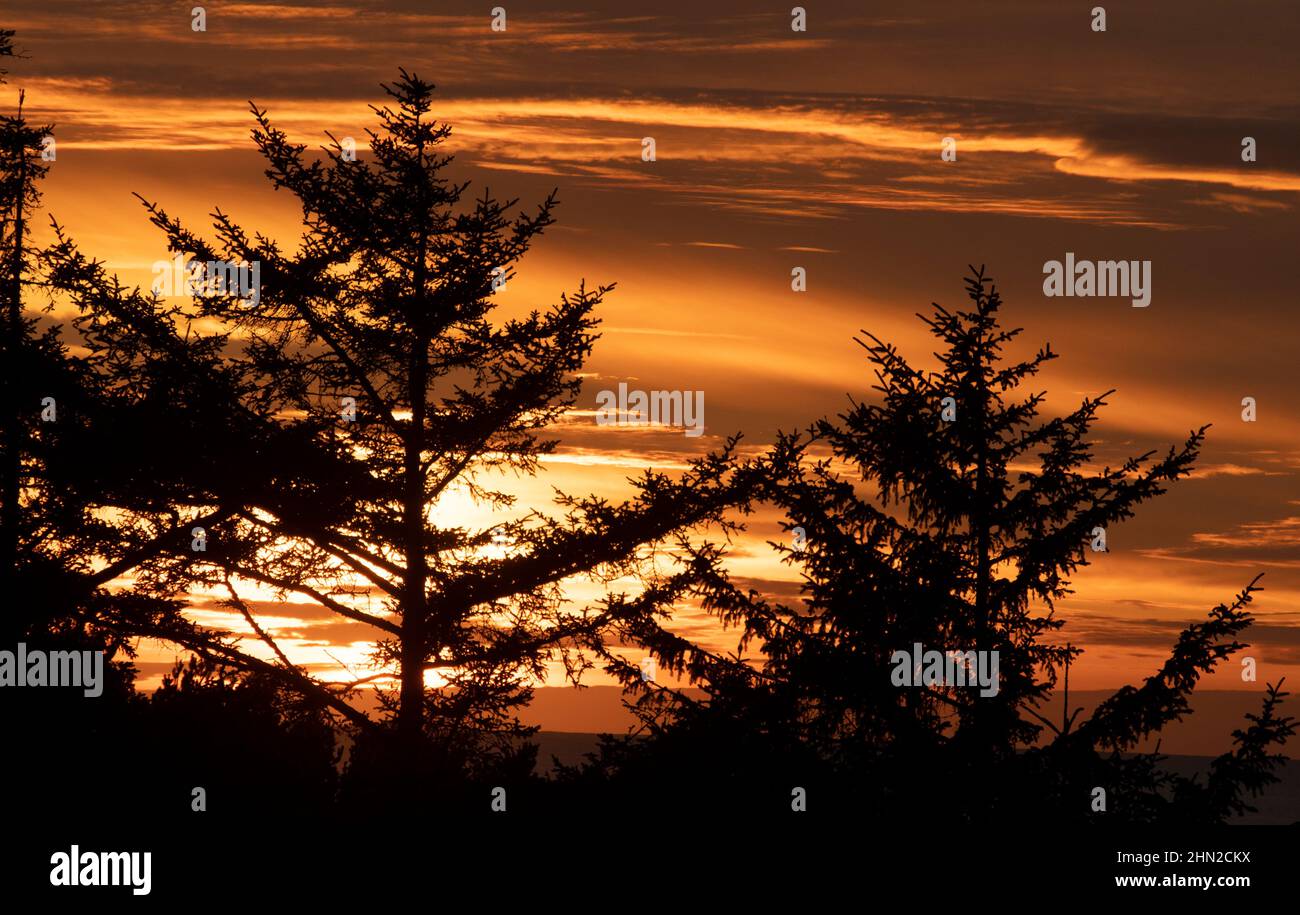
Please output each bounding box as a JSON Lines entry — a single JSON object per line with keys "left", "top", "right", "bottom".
{"left": 585, "top": 267, "right": 1293, "bottom": 824}
{"left": 0, "top": 37, "right": 148, "bottom": 822}
{"left": 1, "top": 57, "right": 47, "bottom": 613}
{"left": 0, "top": 39, "right": 349, "bottom": 827}
{"left": 118, "top": 71, "right": 759, "bottom": 802}
{"left": 0, "top": 39, "right": 208, "bottom": 648}
{"left": 41, "top": 226, "right": 379, "bottom": 722}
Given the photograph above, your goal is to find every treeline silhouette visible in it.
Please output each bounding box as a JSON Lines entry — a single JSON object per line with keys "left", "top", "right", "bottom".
{"left": 1, "top": 39, "right": 1293, "bottom": 829}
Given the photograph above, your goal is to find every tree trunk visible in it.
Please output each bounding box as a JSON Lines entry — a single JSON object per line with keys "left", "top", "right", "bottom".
{"left": 398, "top": 339, "right": 429, "bottom": 750}
{"left": 398, "top": 138, "right": 431, "bottom": 752}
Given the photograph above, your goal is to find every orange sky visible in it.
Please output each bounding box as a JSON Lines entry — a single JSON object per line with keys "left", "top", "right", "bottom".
{"left": 6, "top": 1, "right": 1300, "bottom": 713}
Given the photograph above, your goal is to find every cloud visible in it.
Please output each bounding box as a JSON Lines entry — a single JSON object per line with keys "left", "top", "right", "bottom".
{"left": 1066, "top": 611, "right": 1300, "bottom": 662}
{"left": 1136, "top": 515, "right": 1300, "bottom": 570}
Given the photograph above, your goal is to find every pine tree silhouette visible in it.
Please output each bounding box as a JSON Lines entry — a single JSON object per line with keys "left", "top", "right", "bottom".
{"left": 99, "top": 71, "right": 761, "bottom": 803}
{"left": 589, "top": 267, "right": 1293, "bottom": 823}
{"left": 0, "top": 37, "right": 240, "bottom": 827}
{"left": 0, "top": 43, "right": 233, "bottom": 649}
{"left": 1, "top": 59, "right": 47, "bottom": 619}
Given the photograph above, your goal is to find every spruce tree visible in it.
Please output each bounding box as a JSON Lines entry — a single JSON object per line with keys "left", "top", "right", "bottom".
{"left": 600, "top": 267, "right": 1293, "bottom": 823}
{"left": 123, "top": 71, "right": 758, "bottom": 797}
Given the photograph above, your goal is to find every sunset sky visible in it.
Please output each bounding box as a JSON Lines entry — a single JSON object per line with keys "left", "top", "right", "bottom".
{"left": 6, "top": 0, "right": 1300, "bottom": 725}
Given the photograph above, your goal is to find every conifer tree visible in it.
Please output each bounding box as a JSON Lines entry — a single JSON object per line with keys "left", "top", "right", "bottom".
{"left": 123, "top": 71, "right": 758, "bottom": 793}
{"left": 0, "top": 38, "right": 48, "bottom": 617}
{"left": 1, "top": 70, "right": 312, "bottom": 666}
{"left": 0, "top": 35, "right": 322, "bottom": 825}
{"left": 597, "top": 267, "right": 1293, "bottom": 823}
